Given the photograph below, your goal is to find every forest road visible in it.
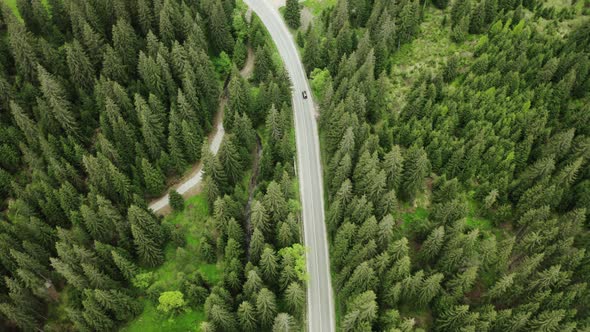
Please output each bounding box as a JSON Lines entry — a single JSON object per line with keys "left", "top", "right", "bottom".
{"left": 244, "top": 1, "right": 335, "bottom": 331}
{"left": 148, "top": 48, "right": 254, "bottom": 214}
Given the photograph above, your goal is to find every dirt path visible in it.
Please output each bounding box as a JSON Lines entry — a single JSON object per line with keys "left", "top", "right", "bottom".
{"left": 149, "top": 49, "right": 255, "bottom": 215}
{"left": 241, "top": 47, "right": 255, "bottom": 79}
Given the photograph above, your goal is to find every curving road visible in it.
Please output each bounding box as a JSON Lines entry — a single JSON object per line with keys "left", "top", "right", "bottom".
{"left": 243, "top": 1, "right": 335, "bottom": 331}
{"left": 148, "top": 119, "right": 225, "bottom": 213}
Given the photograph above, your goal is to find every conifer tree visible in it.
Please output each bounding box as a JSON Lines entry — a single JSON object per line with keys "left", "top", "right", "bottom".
{"left": 169, "top": 190, "right": 185, "bottom": 212}
{"left": 128, "top": 205, "right": 164, "bottom": 267}
{"left": 208, "top": 1, "right": 234, "bottom": 53}
{"left": 238, "top": 301, "right": 258, "bottom": 332}
{"left": 284, "top": 0, "right": 301, "bottom": 29}
{"left": 273, "top": 313, "right": 298, "bottom": 332}
{"left": 37, "top": 64, "right": 78, "bottom": 134}
{"left": 256, "top": 288, "right": 278, "bottom": 328}
{"left": 218, "top": 135, "right": 242, "bottom": 186}
{"left": 111, "top": 251, "right": 138, "bottom": 281}
{"left": 65, "top": 40, "right": 95, "bottom": 90}
{"left": 284, "top": 282, "right": 305, "bottom": 316}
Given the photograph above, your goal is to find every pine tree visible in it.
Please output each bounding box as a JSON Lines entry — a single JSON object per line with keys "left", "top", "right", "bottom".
{"left": 208, "top": 304, "right": 238, "bottom": 331}
{"left": 433, "top": 0, "right": 451, "bottom": 9}
{"left": 469, "top": 2, "right": 485, "bottom": 34}
{"left": 435, "top": 305, "right": 478, "bottom": 331}
{"left": 137, "top": 0, "right": 154, "bottom": 34}
{"left": 0, "top": 302, "right": 37, "bottom": 331}
{"left": 111, "top": 251, "right": 138, "bottom": 281}
{"left": 264, "top": 182, "right": 288, "bottom": 222}
{"left": 383, "top": 145, "right": 404, "bottom": 191}
{"left": 260, "top": 247, "right": 279, "bottom": 282}
{"left": 284, "top": 282, "right": 305, "bottom": 316}
{"left": 249, "top": 228, "right": 266, "bottom": 263}
{"left": 218, "top": 135, "right": 242, "bottom": 186}
{"left": 65, "top": 39, "right": 95, "bottom": 90}
{"left": 303, "top": 27, "right": 322, "bottom": 74}
{"left": 418, "top": 273, "right": 444, "bottom": 306}
{"left": 528, "top": 310, "right": 566, "bottom": 332}
{"left": 233, "top": 38, "right": 248, "bottom": 69}
{"left": 420, "top": 226, "right": 446, "bottom": 263}
{"left": 128, "top": 205, "right": 164, "bottom": 267}
{"left": 37, "top": 64, "right": 78, "bottom": 134}
{"left": 136, "top": 94, "right": 165, "bottom": 160}
{"left": 93, "top": 289, "right": 139, "bottom": 321}
{"left": 253, "top": 45, "right": 274, "bottom": 83}
{"left": 273, "top": 313, "right": 298, "bottom": 332}
{"left": 238, "top": 301, "right": 258, "bottom": 332}
{"left": 251, "top": 200, "right": 271, "bottom": 235}
{"left": 284, "top": 0, "right": 301, "bottom": 29}
{"left": 141, "top": 158, "right": 165, "bottom": 196}
{"left": 401, "top": 145, "right": 430, "bottom": 202}
{"left": 83, "top": 293, "right": 115, "bottom": 331}
{"left": 81, "top": 204, "right": 112, "bottom": 242}
{"left": 82, "top": 263, "right": 118, "bottom": 289}
{"left": 6, "top": 16, "right": 38, "bottom": 81}
{"left": 112, "top": 19, "right": 138, "bottom": 76}
{"left": 208, "top": 1, "right": 234, "bottom": 53}
{"left": 256, "top": 288, "right": 278, "bottom": 328}
{"left": 341, "top": 291, "right": 378, "bottom": 331}
{"left": 102, "top": 45, "right": 128, "bottom": 83}
{"left": 169, "top": 190, "right": 185, "bottom": 211}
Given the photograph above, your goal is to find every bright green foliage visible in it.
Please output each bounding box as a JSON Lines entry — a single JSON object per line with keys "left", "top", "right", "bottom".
{"left": 279, "top": 244, "right": 307, "bottom": 282}
{"left": 315, "top": 1, "right": 590, "bottom": 331}
{"left": 157, "top": 291, "right": 186, "bottom": 314}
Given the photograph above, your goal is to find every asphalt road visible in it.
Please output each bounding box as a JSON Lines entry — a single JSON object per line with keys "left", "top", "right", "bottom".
{"left": 243, "top": 1, "right": 335, "bottom": 331}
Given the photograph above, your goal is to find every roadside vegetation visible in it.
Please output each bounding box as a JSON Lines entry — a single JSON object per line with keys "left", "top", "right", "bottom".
{"left": 296, "top": 0, "right": 590, "bottom": 330}
{"left": 0, "top": 0, "right": 307, "bottom": 331}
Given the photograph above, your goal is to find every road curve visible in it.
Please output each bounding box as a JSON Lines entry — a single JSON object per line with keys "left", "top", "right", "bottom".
{"left": 148, "top": 120, "right": 225, "bottom": 213}
{"left": 243, "top": 1, "right": 335, "bottom": 331}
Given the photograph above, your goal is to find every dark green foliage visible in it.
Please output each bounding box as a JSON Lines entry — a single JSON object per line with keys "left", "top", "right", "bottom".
{"left": 128, "top": 205, "right": 163, "bottom": 267}
{"left": 284, "top": 0, "right": 301, "bottom": 29}
{"left": 0, "top": 0, "right": 256, "bottom": 330}
{"left": 169, "top": 190, "right": 185, "bottom": 212}
{"left": 318, "top": 1, "right": 590, "bottom": 330}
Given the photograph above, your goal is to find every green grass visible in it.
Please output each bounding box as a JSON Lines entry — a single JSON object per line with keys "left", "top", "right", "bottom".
{"left": 2, "top": 0, "right": 49, "bottom": 19}
{"left": 302, "top": 0, "right": 336, "bottom": 16}
{"left": 120, "top": 300, "right": 205, "bottom": 332}
{"left": 388, "top": 6, "right": 475, "bottom": 112}
{"left": 121, "top": 194, "right": 220, "bottom": 332}
{"left": 402, "top": 206, "right": 429, "bottom": 229}
{"left": 3, "top": 0, "right": 21, "bottom": 19}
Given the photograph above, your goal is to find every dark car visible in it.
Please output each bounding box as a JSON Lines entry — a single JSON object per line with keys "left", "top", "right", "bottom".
{"left": 302, "top": 91, "right": 308, "bottom": 99}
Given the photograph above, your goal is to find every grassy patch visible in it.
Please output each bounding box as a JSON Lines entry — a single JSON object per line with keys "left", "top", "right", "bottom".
{"left": 398, "top": 305, "right": 434, "bottom": 330}
{"left": 388, "top": 6, "right": 475, "bottom": 112}
{"left": 120, "top": 299, "right": 205, "bottom": 332}
{"left": 302, "top": 0, "right": 336, "bottom": 16}
{"left": 465, "top": 216, "right": 493, "bottom": 230}
{"left": 2, "top": 0, "right": 49, "bottom": 19}
{"left": 3, "top": 0, "right": 22, "bottom": 19}
{"left": 401, "top": 207, "right": 429, "bottom": 230}
{"left": 121, "top": 194, "right": 220, "bottom": 331}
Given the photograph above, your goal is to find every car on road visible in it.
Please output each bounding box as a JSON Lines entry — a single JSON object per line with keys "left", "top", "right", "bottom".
{"left": 302, "top": 90, "right": 308, "bottom": 99}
